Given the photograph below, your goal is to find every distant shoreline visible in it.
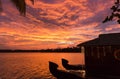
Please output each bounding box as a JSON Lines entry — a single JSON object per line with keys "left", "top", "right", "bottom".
{"left": 0, "top": 50, "right": 81, "bottom": 53}
{"left": 0, "top": 47, "right": 81, "bottom": 53}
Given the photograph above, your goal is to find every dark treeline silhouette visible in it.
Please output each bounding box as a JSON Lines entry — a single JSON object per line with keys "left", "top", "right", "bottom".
{"left": 0, "top": 47, "right": 81, "bottom": 53}
{"left": 42, "top": 47, "right": 81, "bottom": 52}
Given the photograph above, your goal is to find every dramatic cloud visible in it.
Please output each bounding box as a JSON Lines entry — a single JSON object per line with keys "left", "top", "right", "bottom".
{"left": 0, "top": 0, "right": 119, "bottom": 49}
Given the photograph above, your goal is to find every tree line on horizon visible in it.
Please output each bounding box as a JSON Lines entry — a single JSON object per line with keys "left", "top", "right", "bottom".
{"left": 0, "top": 46, "right": 81, "bottom": 53}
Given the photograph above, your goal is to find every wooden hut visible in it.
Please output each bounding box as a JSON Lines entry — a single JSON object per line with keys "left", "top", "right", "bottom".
{"left": 77, "top": 33, "right": 120, "bottom": 77}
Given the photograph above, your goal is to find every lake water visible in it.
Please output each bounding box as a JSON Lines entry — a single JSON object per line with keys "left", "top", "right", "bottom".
{"left": 0, "top": 52, "right": 84, "bottom": 79}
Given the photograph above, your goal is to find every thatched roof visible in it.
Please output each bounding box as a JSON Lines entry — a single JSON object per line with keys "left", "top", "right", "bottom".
{"left": 77, "top": 33, "right": 120, "bottom": 46}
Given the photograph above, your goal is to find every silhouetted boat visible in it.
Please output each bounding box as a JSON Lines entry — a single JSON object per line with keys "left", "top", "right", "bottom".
{"left": 49, "top": 61, "right": 84, "bottom": 79}
{"left": 62, "top": 58, "right": 85, "bottom": 70}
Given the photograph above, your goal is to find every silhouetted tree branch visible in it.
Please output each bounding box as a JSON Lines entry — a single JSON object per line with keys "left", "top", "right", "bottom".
{"left": 103, "top": 0, "right": 120, "bottom": 24}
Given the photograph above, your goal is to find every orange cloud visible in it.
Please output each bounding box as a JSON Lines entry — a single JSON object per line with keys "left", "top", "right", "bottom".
{"left": 0, "top": 0, "right": 119, "bottom": 49}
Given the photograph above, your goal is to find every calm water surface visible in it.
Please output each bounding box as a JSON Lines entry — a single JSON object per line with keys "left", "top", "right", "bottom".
{"left": 0, "top": 52, "right": 84, "bottom": 79}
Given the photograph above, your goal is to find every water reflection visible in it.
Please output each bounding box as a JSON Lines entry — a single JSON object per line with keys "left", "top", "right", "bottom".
{"left": 0, "top": 53, "right": 84, "bottom": 79}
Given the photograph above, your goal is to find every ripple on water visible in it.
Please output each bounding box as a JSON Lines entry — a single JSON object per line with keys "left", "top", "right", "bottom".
{"left": 0, "top": 53, "right": 84, "bottom": 79}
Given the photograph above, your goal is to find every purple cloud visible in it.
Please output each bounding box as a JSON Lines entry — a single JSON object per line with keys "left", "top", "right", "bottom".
{"left": 40, "top": 0, "right": 65, "bottom": 4}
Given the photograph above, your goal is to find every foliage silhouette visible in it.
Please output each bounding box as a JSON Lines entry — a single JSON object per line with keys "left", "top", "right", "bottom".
{"left": 103, "top": 0, "right": 120, "bottom": 24}
{"left": 0, "top": 0, "right": 34, "bottom": 16}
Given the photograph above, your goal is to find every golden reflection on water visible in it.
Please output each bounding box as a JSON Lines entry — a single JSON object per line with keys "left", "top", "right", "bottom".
{"left": 0, "top": 53, "right": 84, "bottom": 79}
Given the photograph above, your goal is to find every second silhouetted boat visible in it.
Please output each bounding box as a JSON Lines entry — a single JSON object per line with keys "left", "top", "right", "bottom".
{"left": 62, "top": 58, "right": 85, "bottom": 70}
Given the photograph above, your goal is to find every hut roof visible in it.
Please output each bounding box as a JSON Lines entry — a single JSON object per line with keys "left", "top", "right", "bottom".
{"left": 77, "top": 33, "right": 120, "bottom": 46}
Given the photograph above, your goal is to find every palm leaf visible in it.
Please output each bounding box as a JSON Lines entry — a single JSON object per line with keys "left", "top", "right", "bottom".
{"left": 0, "top": 0, "right": 34, "bottom": 16}
{"left": 30, "top": 0, "right": 34, "bottom": 5}
{"left": 11, "top": 0, "right": 26, "bottom": 16}
{"left": 0, "top": 0, "right": 2, "bottom": 12}
{"left": 11, "top": 0, "right": 34, "bottom": 16}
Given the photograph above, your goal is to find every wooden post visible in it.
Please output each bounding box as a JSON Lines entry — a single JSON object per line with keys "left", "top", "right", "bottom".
{"left": 81, "top": 46, "right": 85, "bottom": 53}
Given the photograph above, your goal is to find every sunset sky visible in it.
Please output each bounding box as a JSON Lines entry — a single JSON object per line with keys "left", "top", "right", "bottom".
{"left": 0, "top": 0, "right": 120, "bottom": 50}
